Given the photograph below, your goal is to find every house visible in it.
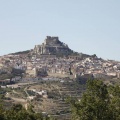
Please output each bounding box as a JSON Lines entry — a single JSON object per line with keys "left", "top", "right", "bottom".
{"left": 27, "top": 96, "right": 36, "bottom": 100}
{"left": 6, "top": 84, "right": 21, "bottom": 89}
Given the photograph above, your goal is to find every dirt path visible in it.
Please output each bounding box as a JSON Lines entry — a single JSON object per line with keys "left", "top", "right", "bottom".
{"left": 6, "top": 93, "right": 26, "bottom": 103}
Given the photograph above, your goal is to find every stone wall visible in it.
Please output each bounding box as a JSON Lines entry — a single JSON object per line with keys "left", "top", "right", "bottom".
{"left": 44, "top": 36, "right": 60, "bottom": 45}
{"left": 33, "top": 36, "right": 73, "bottom": 56}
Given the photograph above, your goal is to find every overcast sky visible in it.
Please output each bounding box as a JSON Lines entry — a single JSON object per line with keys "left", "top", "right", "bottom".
{"left": 0, "top": 0, "right": 120, "bottom": 60}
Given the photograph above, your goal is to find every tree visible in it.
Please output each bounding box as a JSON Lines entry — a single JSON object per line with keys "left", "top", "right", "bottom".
{"left": 0, "top": 103, "right": 53, "bottom": 120}
{"left": 108, "top": 85, "right": 120, "bottom": 120}
{"left": 69, "top": 80, "right": 116, "bottom": 120}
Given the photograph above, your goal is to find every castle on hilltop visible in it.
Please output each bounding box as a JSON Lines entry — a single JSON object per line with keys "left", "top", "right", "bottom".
{"left": 44, "top": 36, "right": 60, "bottom": 45}
{"left": 33, "top": 36, "right": 73, "bottom": 56}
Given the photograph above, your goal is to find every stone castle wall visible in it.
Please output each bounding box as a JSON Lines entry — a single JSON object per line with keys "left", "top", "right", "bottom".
{"left": 44, "top": 36, "right": 60, "bottom": 45}
{"left": 33, "top": 36, "right": 73, "bottom": 55}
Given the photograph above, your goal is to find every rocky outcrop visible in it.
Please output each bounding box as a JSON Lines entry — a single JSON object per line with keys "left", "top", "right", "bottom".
{"left": 33, "top": 36, "right": 73, "bottom": 56}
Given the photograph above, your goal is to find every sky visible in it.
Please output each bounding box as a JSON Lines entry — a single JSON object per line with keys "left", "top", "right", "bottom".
{"left": 0, "top": 0, "right": 120, "bottom": 60}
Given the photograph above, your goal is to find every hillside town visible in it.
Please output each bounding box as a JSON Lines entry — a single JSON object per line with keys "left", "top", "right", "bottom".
{"left": 0, "top": 36, "right": 120, "bottom": 82}
{"left": 0, "top": 36, "right": 120, "bottom": 120}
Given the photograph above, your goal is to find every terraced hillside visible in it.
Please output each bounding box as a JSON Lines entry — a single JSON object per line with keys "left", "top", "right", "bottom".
{"left": 27, "top": 79, "right": 86, "bottom": 119}
{"left": 2, "top": 78, "right": 86, "bottom": 120}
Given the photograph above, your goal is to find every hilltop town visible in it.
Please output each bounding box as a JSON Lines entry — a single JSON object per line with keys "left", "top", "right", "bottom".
{"left": 0, "top": 36, "right": 120, "bottom": 81}
{"left": 0, "top": 36, "right": 120, "bottom": 119}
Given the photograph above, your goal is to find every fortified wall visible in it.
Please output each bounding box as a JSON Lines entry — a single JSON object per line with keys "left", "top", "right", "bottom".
{"left": 33, "top": 36, "right": 73, "bottom": 56}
